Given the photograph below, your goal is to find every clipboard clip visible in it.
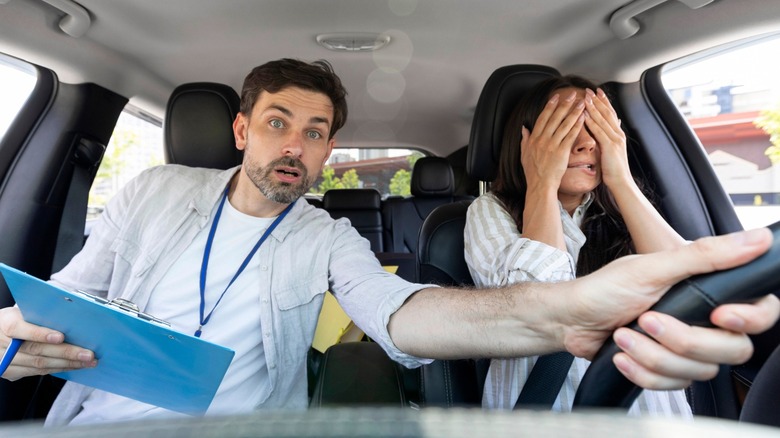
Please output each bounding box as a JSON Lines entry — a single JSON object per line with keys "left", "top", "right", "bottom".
{"left": 72, "top": 290, "right": 171, "bottom": 327}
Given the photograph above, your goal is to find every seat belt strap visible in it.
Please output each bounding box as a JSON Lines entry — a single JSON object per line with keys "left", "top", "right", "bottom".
{"left": 52, "top": 137, "right": 105, "bottom": 273}
{"left": 513, "top": 351, "right": 574, "bottom": 410}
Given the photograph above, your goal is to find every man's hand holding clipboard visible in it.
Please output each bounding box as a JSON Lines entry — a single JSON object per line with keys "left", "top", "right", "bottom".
{"left": 0, "top": 263, "right": 234, "bottom": 414}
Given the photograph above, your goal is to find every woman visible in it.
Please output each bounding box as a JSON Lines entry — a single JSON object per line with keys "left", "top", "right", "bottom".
{"left": 464, "top": 75, "right": 691, "bottom": 416}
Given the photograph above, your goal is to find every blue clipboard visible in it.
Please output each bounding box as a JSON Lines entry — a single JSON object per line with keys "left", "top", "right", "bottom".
{"left": 0, "top": 263, "right": 235, "bottom": 415}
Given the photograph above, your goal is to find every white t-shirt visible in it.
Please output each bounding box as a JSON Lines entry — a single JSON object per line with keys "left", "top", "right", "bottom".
{"left": 71, "top": 197, "right": 276, "bottom": 424}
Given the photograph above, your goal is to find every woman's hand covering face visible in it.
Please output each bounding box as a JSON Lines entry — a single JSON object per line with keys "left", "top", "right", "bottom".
{"left": 520, "top": 89, "right": 586, "bottom": 192}
{"left": 583, "top": 88, "right": 630, "bottom": 188}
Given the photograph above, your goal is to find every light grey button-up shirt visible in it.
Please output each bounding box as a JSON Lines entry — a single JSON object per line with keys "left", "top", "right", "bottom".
{"left": 45, "top": 164, "right": 430, "bottom": 425}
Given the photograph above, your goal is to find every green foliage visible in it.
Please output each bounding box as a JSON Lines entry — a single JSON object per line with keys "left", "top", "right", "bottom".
{"left": 312, "top": 165, "right": 362, "bottom": 193}
{"left": 389, "top": 169, "right": 411, "bottom": 196}
{"left": 389, "top": 152, "right": 425, "bottom": 196}
{"left": 89, "top": 128, "right": 137, "bottom": 206}
{"left": 407, "top": 151, "right": 424, "bottom": 167}
{"left": 96, "top": 129, "right": 135, "bottom": 180}
{"left": 755, "top": 106, "right": 780, "bottom": 164}
{"left": 316, "top": 165, "right": 341, "bottom": 192}
{"left": 340, "top": 169, "right": 361, "bottom": 189}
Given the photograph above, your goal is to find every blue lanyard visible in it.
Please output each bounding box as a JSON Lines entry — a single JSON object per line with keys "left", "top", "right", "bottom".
{"left": 196, "top": 186, "right": 294, "bottom": 337}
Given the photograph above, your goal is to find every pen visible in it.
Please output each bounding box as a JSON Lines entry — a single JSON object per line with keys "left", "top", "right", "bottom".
{"left": 0, "top": 338, "right": 22, "bottom": 376}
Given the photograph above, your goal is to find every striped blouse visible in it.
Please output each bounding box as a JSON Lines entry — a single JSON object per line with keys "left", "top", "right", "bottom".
{"left": 463, "top": 192, "right": 692, "bottom": 417}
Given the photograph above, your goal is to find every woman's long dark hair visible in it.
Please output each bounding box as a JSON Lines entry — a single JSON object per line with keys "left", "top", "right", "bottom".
{"left": 490, "top": 75, "right": 634, "bottom": 276}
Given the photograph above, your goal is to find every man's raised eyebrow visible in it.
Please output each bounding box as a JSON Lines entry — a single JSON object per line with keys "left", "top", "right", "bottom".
{"left": 267, "top": 104, "right": 293, "bottom": 118}
{"left": 267, "top": 104, "right": 331, "bottom": 127}
{"left": 309, "top": 116, "right": 331, "bottom": 127}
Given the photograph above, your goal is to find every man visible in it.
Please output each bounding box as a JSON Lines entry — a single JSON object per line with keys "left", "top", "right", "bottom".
{"left": 0, "top": 59, "right": 778, "bottom": 425}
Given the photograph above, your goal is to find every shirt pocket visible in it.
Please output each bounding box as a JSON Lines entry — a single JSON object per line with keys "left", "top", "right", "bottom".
{"left": 110, "top": 238, "right": 154, "bottom": 278}
{"left": 272, "top": 274, "right": 328, "bottom": 364}
{"left": 275, "top": 273, "right": 328, "bottom": 310}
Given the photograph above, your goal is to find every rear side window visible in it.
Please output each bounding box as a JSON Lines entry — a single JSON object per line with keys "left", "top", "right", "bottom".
{"left": 308, "top": 148, "right": 425, "bottom": 197}
{"left": 0, "top": 54, "right": 37, "bottom": 142}
{"left": 87, "top": 107, "right": 164, "bottom": 219}
{"left": 662, "top": 34, "right": 780, "bottom": 228}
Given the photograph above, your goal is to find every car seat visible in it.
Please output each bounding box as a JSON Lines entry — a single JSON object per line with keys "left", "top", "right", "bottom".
{"left": 0, "top": 82, "right": 243, "bottom": 423}
{"left": 410, "top": 65, "right": 561, "bottom": 408}
{"left": 739, "top": 343, "right": 780, "bottom": 427}
{"left": 382, "top": 156, "right": 472, "bottom": 254}
{"left": 164, "top": 82, "right": 242, "bottom": 169}
{"left": 323, "top": 188, "right": 385, "bottom": 252}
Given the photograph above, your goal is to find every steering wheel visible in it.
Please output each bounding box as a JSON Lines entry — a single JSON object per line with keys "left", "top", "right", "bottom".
{"left": 572, "top": 220, "right": 780, "bottom": 409}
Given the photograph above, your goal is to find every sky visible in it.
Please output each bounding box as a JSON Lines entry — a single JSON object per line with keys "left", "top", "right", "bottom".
{"left": 662, "top": 35, "right": 780, "bottom": 99}
{"left": 0, "top": 63, "right": 36, "bottom": 140}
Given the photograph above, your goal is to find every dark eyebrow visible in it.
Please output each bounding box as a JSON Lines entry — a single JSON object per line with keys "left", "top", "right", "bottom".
{"left": 268, "top": 104, "right": 331, "bottom": 128}
{"left": 309, "top": 116, "right": 331, "bottom": 127}
{"left": 268, "top": 104, "right": 293, "bottom": 118}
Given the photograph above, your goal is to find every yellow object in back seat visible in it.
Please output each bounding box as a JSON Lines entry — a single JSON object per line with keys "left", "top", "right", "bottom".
{"left": 311, "top": 265, "right": 398, "bottom": 353}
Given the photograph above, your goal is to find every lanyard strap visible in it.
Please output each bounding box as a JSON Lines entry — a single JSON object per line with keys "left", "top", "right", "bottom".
{"left": 196, "top": 186, "right": 294, "bottom": 337}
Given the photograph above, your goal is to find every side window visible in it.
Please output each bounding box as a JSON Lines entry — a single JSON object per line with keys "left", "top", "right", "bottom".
{"left": 308, "top": 148, "right": 425, "bottom": 197}
{"left": 0, "top": 55, "right": 37, "bottom": 142}
{"left": 662, "top": 34, "right": 780, "bottom": 229}
{"left": 87, "top": 107, "right": 164, "bottom": 219}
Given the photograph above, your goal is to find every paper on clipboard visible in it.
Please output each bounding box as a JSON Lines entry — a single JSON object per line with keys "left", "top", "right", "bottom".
{"left": 0, "top": 263, "right": 235, "bottom": 415}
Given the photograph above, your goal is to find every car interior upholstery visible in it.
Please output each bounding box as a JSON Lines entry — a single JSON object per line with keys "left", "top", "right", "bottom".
{"left": 164, "top": 82, "right": 243, "bottom": 170}
{"left": 0, "top": 62, "right": 129, "bottom": 421}
{"left": 142, "top": 64, "right": 775, "bottom": 415}
{"left": 382, "top": 156, "right": 472, "bottom": 255}
{"left": 313, "top": 64, "right": 583, "bottom": 410}
{"left": 322, "top": 188, "right": 385, "bottom": 253}
{"left": 0, "top": 1, "right": 779, "bottom": 432}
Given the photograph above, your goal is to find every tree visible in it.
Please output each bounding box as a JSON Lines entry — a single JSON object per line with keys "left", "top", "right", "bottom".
{"left": 755, "top": 105, "right": 780, "bottom": 164}
{"left": 316, "top": 165, "right": 342, "bottom": 192}
{"left": 407, "top": 151, "right": 424, "bottom": 167}
{"left": 89, "top": 128, "right": 137, "bottom": 207}
{"left": 389, "top": 169, "right": 411, "bottom": 196}
{"left": 388, "top": 151, "right": 425, "bottom": 196}
{"left": 312, "top": 165, "right": 362, "bottom": 193}
{"left": 340, "top": 169, "right": 361, "bottom": 189}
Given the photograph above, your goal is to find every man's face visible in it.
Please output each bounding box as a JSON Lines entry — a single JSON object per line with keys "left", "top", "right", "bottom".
{"left": 233, "top": 87, "right": 335, "bottom": 204}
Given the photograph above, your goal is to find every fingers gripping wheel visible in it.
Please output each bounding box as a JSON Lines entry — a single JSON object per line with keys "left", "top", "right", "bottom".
{"left": 573, "top": 221, "right": 780, "bottom": 409}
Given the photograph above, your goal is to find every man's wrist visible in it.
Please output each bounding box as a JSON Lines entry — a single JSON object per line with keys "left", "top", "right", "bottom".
{"left": 507, "top": 281, "right": 571, "bottom": 356}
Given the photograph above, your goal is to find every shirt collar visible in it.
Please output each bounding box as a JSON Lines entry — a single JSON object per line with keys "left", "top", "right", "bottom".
{"left": 564, "top": 191, "right": 595, "bottom": 228}
{"left": 190, "top": 166, "right": 241, "bottom": 216}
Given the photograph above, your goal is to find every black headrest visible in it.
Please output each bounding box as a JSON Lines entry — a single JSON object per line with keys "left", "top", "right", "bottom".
{"left": 323, "top": 188, "right": 382, "bottom": 210}
{"left": 164, "top": 82, "right": 243, "bottom": 169}
{"left": 411, "top": 156, "right": 454, "bottom": 197}
{"left": 467, "top": 65, "right": 561, "bottom": 182}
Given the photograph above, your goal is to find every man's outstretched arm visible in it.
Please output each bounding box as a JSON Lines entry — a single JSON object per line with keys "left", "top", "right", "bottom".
{"left": 389, "top": 227, "right": 780, "bottom": 390}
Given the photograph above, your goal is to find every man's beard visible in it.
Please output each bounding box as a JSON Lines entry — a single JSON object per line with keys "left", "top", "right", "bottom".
{"left": 245, "top": 155, "right": 315, "bottom": 204}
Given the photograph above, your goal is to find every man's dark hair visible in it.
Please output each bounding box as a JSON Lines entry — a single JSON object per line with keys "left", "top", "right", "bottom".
{"left": 240, "top": 58, "right": 348, "bottom": 140}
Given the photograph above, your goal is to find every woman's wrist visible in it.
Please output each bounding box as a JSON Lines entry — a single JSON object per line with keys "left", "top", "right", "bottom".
{"left": 602, "top": 170, "right": 638, "bottom": 194}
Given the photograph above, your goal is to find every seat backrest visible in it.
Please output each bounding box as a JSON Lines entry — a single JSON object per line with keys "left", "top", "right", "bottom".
{"left": 417, "top": 65, "right": 562, "bottom": 285}
{"left": 323, "top": 188, "right": 384, "bottom": 252}
{"left": 411, "top": 65, "right": 561, "bottom": 409}
{"left": 382, "top": 156, "right": 468, "bottom": 253}
{"left": 416, "top": 200, "right": 474, "bottom": 286}
{"left": 164, "top": 82, "right": 243, "bottom": 169}
{"left": 467, "top": 65, "right": 561, "bottom": 182}
{"left": 462, "top": 65, "right": 736, "bottom": 416}
{"left": 446, "top": 145, "right": 479, "bottom": 197}
{"left": 309, "top": 342, "right": 407, "bottom": 408}
{"left": 739, "top": 343, "right": 780, "bottom": 427}
{"left": 411, "top": 199, "right": 484, "bottom": 408}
